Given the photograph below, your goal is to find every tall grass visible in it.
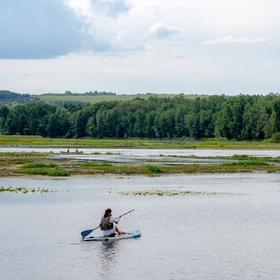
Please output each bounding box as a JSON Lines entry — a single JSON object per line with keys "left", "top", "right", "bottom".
{"left": 23, "top": 163, "right": 57, "bottom": 168}
{"left": 2, "top": 135, "right": 280, "bottom": 149}
{"left": 18, "top": 162, "right": 69, "bottom": 176}
{"left": 145, "top": 165, "right": 161, "bottom": 173}
{"left": 82, "top": 162, "right": 112, "bottom": 168}
{"left": 221, "top": 160, "right": 270, "bottom": 167}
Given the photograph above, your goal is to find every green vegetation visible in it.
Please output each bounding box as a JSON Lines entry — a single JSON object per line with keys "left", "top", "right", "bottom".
{"left": 82, "top": 162, "right": 112, "bottom": 167}
{"left": 0, "top": 152, "right": 47, "bottom": 157}
{"left": 18, "top": 167, "right": 70, "bottom": 176}
{"left": 23, "top": 162, "right": 57, "bottom": 168}
{"left": 2, "top": 94, "right": 280, "bottom": 141}
{"left": 0, "top": 152, "right": 279, "bottom": 177}
{"left": 36, "top": 92, "right": 179, "bottom": 104}
{"left": 18, "top": 162, "right": 69, "bottom": 176}
{"left": 145, "top": 165, "right": 161, "bottom": 173}
{"left": 1, "top": 135, "right": 280, "bottom": 149}
{"left": 0, "top": 152, "right": 46, "bottom": 166}
{"left": 221, "top": 160, "right": 270, "bottom": 167}
{"left": 0, "top": 90, "right": 37, "bottom": 105}
{"left": 76, "top": 160, "right": 278, "bottom": 175}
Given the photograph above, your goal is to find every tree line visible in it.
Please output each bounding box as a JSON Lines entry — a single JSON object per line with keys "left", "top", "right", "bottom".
{"left": 1, "top": 94, "right": 280, "bottom": 140}
{"left": 0, "top": 90, "right": 37, "bottom": 104}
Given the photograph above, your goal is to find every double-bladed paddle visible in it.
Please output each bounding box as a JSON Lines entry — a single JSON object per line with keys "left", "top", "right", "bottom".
{"left": 81, "top": 209, "right": 135, "bottom": 238}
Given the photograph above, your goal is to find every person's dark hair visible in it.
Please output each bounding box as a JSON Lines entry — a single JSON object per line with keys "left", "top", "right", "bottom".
{"left": 104, "top": 208, "right": 112, "bottom": 218}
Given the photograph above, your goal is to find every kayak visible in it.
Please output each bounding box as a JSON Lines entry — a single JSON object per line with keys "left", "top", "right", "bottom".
{"left": 82, "top": 230, "right": 141, "bottom": 242}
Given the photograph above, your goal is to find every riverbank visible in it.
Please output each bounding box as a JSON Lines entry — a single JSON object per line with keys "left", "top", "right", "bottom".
{"left": 1, "top": 135, "right": 280, "bottom": 149}
{"left": 0, "top": 152, "right": 280, "bottom": 177}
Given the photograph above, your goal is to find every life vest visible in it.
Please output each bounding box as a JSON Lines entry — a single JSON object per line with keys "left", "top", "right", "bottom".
{"left": 100, "top": 215, "right": 114, "bottom": 231}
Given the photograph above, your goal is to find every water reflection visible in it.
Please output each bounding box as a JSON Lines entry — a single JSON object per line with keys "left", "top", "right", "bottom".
{"left": 97, "top": 241, "right": 119, "bottom": 280}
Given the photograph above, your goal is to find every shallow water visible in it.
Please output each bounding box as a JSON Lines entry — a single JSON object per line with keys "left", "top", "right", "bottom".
{"left": 1, "top": 173, "right": 280, "bottom": 280}
{"left": 1, "top": 147, "right": 280, "bottom": 157}
{"left": 1, "top": 147, "right": 280, "bottom": 165}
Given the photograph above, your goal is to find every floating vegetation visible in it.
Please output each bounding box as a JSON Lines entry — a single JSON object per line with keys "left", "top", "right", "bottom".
{"left": 120, "top": 190, "right": 232, "bottom": 196}
{"left": 0, "top": 186, "right": 55, "bottom": 193}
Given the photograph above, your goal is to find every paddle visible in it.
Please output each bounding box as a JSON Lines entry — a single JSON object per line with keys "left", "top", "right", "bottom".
{"left": 81, "top": 209, "right": 135, "bottom": 238}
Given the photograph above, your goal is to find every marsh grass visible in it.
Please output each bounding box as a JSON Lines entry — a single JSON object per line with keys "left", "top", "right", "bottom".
{"left": 23, "top": 162, "right": 57, "bottom": 168}
{"left": 82, "top": 162, "right": 112, "bottom": 168}
{"left": 2, "top": 135, "right": 280, "bottom": 149}
{"left": 145, "top": 165, "right": 161, "bottom": 173}
{"left": 221, "top": 160, "right": 270, "bottom": 167}
{"left": 74, "top": 159, "right": 276, "bottom": 176}
{"left": 18, "top": 167, "right": 70, "bottom": 176}
{"left": 18, "top": 162, "right": 69, "bottom": 176}
{"left": 0, "top": 152, "right": 48, "bottom": 157}
{"left": 0, "top": 150, "right": 279, "bottom": 177}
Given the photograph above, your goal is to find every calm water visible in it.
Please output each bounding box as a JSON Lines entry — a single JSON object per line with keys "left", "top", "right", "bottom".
{"left": 1, "top": 147, "right": 280, "bottom": 165}
{"left": 1, "top": 147, "right": 280, "bottom": 157}
{"left": 1, "top": 173, "right": 280, "bottom": 280}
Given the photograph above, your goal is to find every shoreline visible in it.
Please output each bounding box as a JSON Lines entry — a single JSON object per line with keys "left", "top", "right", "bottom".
{"left": 0, "top": 153, "right": 279, "bottom": 177}
{"left": 1, "top": 135, "right": 280, "bottom": 150}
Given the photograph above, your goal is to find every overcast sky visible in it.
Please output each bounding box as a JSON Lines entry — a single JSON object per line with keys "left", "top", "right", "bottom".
{"left": 0, "top": 0, "right": 279, "bottom": 94}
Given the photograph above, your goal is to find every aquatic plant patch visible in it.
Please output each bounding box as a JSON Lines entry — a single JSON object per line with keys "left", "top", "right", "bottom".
{"left": 119, "top": 190, "right": 234, "bottom": 196}
{"left": 0, "top": 186, "right": 54, "bottom": 193}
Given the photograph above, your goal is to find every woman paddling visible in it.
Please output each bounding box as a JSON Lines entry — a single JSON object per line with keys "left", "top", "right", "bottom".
{"left": 100, "top": 208, "right": 125, "bottom": 237}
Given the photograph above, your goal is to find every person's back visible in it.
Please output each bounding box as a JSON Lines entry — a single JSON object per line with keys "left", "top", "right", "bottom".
{"left": 100, "top": 208, "right": 124, "bottom": 237}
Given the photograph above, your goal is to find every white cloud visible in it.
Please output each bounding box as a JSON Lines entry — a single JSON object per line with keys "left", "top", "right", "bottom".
{"left": 204, "top": 35, "right": 267, "bottom": 45}
{"left": 149, "top": 23, "right": 181, "bottom": 39}
{"left": 91, "top": 0, "right": 130, "bottom": 17}
{"left": 1, "top": 0, "right": 280, "bottom": 93}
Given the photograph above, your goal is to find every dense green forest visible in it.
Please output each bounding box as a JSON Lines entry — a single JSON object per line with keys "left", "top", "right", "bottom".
{"left": 0, "top": 90, "right": 37, "bottom": 104}
{"left": 1, "top": 94, "right": 280, "bottom": 140}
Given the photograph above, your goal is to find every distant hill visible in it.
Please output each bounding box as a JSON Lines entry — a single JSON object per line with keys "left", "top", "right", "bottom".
{"left": 0, "top": 90, "right": 38, "bottom": 105}
{"left": 35, "top": 92, "right": 195, "bottom": 104}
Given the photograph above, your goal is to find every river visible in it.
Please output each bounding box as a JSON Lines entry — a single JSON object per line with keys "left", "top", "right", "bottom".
{"left": 1, "top": 173, "right": 280, "bottom": 280}
{"left": 1, "top": 147, "right": 280, "bottom": 165}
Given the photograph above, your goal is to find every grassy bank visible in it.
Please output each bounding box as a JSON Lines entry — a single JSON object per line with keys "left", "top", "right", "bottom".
{"left": 17, "top": 162, "right": 70, "bottom": 176}
{"left": 0, "top": 152, "right": 280, "bottom": 177}
{"left": 77, "top": 161, "right": 279, "bottom": 175}
{"left": 0, "top": 135, "right": 280, "bottom": 149}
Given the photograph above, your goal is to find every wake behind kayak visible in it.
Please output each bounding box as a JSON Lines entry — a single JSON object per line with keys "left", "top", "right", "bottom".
{"left": 82, "top": 230, "right": 141, "bottom": 242}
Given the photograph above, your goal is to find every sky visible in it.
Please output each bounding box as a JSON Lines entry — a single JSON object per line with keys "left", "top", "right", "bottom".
{"left": 0, "top": 0, "right": 279, "bottom": 95}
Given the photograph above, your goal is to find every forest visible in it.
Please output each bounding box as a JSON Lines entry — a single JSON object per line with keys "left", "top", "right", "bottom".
{"left": 0, "top": 90, "right": 37, "bottom": 104}
{"left": 1, "top": 94, "right": 280, "bottom": 140}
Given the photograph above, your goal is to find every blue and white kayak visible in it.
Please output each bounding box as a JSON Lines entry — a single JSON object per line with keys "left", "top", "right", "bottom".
{"left": 82, "top": 230, "right": 141, "bottom": 242}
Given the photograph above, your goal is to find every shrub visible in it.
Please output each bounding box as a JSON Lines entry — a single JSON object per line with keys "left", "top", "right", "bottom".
{"left": 271, "top": 132, "right": 280, "bottom": 143}
{"left": 145, "top": 165, "right": 161, "bottom": 173}
{"left": 18, "top": 167, "right": 69, "bottom": 176}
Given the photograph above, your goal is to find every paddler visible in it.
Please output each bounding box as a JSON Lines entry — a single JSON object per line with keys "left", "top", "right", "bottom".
{"left": 99, "top": 208, "right": 125, "bottom": 237}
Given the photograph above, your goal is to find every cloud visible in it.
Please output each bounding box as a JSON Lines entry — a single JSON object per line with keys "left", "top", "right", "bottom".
{"left": 90, "top": 0, "right": 130, "bottom": 18}
{"left": 204, "top": 35, "right": 267, "bottom": 45}
{"left": 0, "top": 0, "right": 110, "bottom": 59}
{"left": 149, "top": 23, "right": 181, "bottom": 39}
{"left": 0, "top": 0, "right": 81, "bottom": 58}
